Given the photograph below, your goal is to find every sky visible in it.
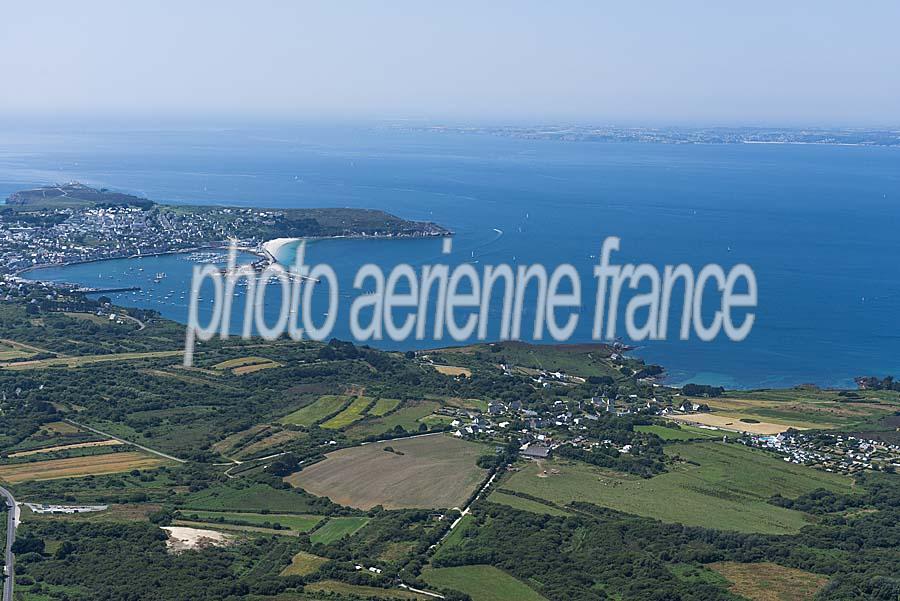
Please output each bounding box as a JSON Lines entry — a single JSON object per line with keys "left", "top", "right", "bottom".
{"left": 1, "top": 1, "right": 899, "bottom": 125}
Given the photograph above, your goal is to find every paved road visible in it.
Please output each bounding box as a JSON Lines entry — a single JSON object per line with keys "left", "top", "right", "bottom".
{"left": 0, "top": 485, "right": 17, "bottom": 601}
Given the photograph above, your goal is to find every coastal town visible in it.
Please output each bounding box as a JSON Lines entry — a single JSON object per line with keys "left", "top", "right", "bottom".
{"left": 0, "top": 182, "right": 450, "bottom": 278}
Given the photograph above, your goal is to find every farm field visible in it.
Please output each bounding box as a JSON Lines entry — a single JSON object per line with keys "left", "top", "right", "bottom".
{"left": 172, "top": 519, "right": 299, "bottom": 537}
{"left": 232, "top": 361, "right": 281, "bottom": 375}
{"left": 288, "top": 434, "right": 487, "bottom": 510}
{"left": 345, "top": 400, "right": 441, "bottom": 439}
{"left": 665, "top": 413, "right": 793, "bottom": 435}
{"left": 280, "top": 551, "right": 330, "bottom": 576}
{"left": 234, "top": 430, "right": 308, "bottom": 460}
{"left": 368, "top": 398, "right": 401, "bottom": 416}
{"left": 689, "top": 389, "right": 900, "bottom": 430}
{"left": 421, "top": 565, "right": 548, "bottom": 601}
{"left": 0, "top": 451, "right": 168, "bottom": 483}
{"left": 432, "top": 364, "right": 472, "bottom": 377}
{"left": 7, "top": 439, "right": 122, "bottom": 458}
{"left": 709, "top": 562, "right": 828, "bottom": 601}
{"left": 0, "top": 340, "right": 34, "bottom": 360}
{"left": 182, "top": 483, "right": 321, "bottom": 513}
{"left": 281, "top": 395, "right": 350, "bottom": 426}
{"left": 213, "top": 356, "right": 271, "bottom": 370}
{"left": 308, "top": 517, "right": 370, "bottom": 544}
{"left": 177, "top": 510, "right": 324, "bottom": 532}
{"left": 634, "top": 424, "right": 721, "bottom": 441}
{"left": 320, "top": 396, "right": 373, "bottom": 429}
{"left": 0, "top": 350, "right": 183, "bottom": 370}
{"left": 487, "top": 491, "right": 571, "bottom": 516}
{"left": 500, "top": 442, "right": 855, "bottom": 534}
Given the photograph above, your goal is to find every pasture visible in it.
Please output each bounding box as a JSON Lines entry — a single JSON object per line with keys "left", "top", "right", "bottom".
{"left": 320, "top": 396, "right": 374, "bottom": 429}
{"left": 280, "top": 395, "right": 350, "bottom": 426}
{"left": 308, "top": 517, "right": 370, "bottom": 544}
{"left": 345, "top": 400, "right": 441, "bottom": 439}
{"left": 0, "top": 451, "right": 167, "bottom": 483}
{"left": 500, "top": 442, "right": 854, "bottom": 534}
{"left": 487, "top": 491, "right": 570, "bottom": 516}
{"left": 176, "top": 510, "right": 323, "bottom": 532}
{"left": 280, "top": 551, "right": 330, "bottom": 576}
{"left": 183, "top": 483, "right": 320, "bottom": 513}
{"left": 368, "top": 398, "right": 401, "bottom": 416}
{"left": 634, "top": 424, "right": 721, "bottom": 441}
{"left": 287, "top": 434, "right": 487, "bottom": 510}
{"left": 421, "top": 565, "right": 547, "bottom": 601}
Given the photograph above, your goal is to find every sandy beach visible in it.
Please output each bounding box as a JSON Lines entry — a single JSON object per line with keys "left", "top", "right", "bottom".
{"left": 261, "top": 237, "right": 304, "bottom": 263}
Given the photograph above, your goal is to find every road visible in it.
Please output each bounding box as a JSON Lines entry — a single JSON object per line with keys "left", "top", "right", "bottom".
{"left": 63, "top": 419, "right": 186, "bottom": 464}
{"left": 0, "top": 485, "right": 18, "bottom": 601}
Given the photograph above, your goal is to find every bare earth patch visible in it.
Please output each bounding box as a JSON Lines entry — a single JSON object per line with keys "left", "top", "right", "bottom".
{"left": 710, "top": 562, "right": 828, "bottom": 601}
{"left": 287, "top": 434, "right": 486, "bottom": 510}
{"left": 666, "top": 413, "right": 797, "bottom": 435}
{"left": 432, "top": 364, "right": 472, "bottom": 377}
{"left": 162, "top": 526, "right": 232, "bottom": 552}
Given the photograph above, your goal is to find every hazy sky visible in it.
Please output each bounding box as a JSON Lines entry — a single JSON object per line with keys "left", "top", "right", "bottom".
{"left": 2, "top": 1, "right": 898, "bottom": 125}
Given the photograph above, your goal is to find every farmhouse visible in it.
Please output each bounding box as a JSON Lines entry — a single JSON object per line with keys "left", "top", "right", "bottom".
{"left": 521, "top": 444, "right": 552, "bottom": 459}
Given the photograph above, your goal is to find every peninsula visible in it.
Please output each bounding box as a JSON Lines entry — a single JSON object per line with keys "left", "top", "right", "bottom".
{"left": 1, "top": 183, "right": 450, "bottom": 275}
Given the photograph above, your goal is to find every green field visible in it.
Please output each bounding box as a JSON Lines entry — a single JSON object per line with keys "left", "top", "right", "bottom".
{"left": 182, "top": 483, "right": 320, "bottom": 513}
{"left": 346, "top": 401, "right": 440, "bottom": 438}
{"left": 422, "top": 565, "right": 548, "bottom": 601}
{"left": 281, "top": 395, "right": 350, "bottom": 426}
{"left": 635, "top": 424, "right": 721, "bottom": 441}
{"left": 280, "top": 551, "right": 330, "bottom": 577}
{"left": 320, "top": 396, "right": 373, "bottom": 429}
{"left": 177, "top": 510, "right": 323, "bottom": 531}
{"left": 487, "top": 491, "right": 571, "bottom": 517}
{"left": 500, "top": 442, "right": 855, "bottom": 534}
{"left": 368, "top": 398, "right": 401, "bottom": 416}
{"left": 309, "top": 517, "right": 370, "bottom": 544}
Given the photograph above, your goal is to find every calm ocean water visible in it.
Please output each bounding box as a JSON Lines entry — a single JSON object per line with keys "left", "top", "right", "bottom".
{"left": 2, "top": 123, "right": 899, "bottom": 388}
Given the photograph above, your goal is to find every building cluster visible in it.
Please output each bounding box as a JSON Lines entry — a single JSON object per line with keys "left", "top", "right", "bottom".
{"left": 0, "top": 204, "right": 277, "bottom": 275}
{"left": 745, "top": 432, "right": 900, "bottom": 474}
{"left": 449, "top": 394, "right": 659, "bottom": 459}
{"left": 24, "top": 503, "right": 108, "bottom": 514}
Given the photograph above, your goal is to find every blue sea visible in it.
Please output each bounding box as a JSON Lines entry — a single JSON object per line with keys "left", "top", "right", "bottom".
{"left": 1, "top": 122, "right": 899, "bottom": 389}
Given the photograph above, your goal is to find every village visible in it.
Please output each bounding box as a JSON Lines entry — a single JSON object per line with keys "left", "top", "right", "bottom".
{"left": 744, "top": 431, "right": 900, "bottom": 475}
{"left": 0, "top": 200, "right": 269, "bottom": 275}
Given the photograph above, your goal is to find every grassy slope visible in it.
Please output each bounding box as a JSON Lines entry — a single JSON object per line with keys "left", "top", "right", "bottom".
{"left": 177, "top": 510, "right": 323, "bottom": 532}
{"left": 501, "top": 442, "right": 854, "bottom": 534}
{"left": 281, "top": 395, "right": 350, "bottom": 426}
{"left": 321, "top": 396, "right": 374, "bottom": 429}
{"left": 422, "top": 565, "right": 548, "bottom": 601}
{"left": 309, "top": 517, "right": 370, "bottom": 544}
